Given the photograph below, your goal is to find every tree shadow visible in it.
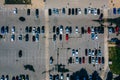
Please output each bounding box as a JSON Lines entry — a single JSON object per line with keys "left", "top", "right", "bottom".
{"left": 106, "top": 71, "right": 113, "bottom": 80}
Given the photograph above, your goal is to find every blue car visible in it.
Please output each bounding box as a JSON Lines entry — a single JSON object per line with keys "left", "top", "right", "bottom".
{"left": 113, "top": 8, "right": 116, "bottom": 14}
{"left": 117, "top": 8, "right": 120, "bottom": 14}
{"left": 1, "top": 26, "right": 5, "bottom": 34}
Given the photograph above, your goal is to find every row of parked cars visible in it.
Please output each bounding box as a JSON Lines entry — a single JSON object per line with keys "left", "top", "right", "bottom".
{"left": 113, "top": 8, "right": 120, "bottom": 14}
{"left": 1, "top": 26, "right": 15, "bottom": 34}
{"left": 48, "top": 7, "right": 100, "bottom": 16}
{"left": 12, "top": 74, "right": 29, "bottom": 80}
{"left": 25, "top": 26, "right": 45, "bottom": 34}
{"left": 50, "top": 73, "right": 70, "bottom": 80}
{"left": 11, "top": 33, "right": 39, "bottom": 42}
{"left": 108, "top": 26, "right": 120, "bottom": 34}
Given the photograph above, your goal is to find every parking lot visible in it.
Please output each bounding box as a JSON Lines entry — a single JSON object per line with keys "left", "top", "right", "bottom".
{"left": 1, "top": 0, "right": 120, "bottom": 80}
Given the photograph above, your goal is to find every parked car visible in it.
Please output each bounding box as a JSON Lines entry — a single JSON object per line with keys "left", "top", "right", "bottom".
{"left": 78, "top": 8, "right": 82, "bottom": 14}
{"left": 75, "top": 26, "right": 79, "bottom": 33}
{"left": 48, "top": 9, "right": 52, "bottom": 16}
{"left": 72, "top": 8, "right": 74, "bottom": 15}
{"left": 12, "top": 76, "right": 15, "bottom": 80}
{"left": 97, "top": 8, "right": 100, "bottom": 15}
{"left": 98, "top": 57, "right": 101, "bottom": 64}
{"left": 115, "top": 26, "right": 119, "bottom": 34}
{"left": 87, "top": 27, "right": 91, "bottom": 34}
{"left": 65, "top": 26, "right": 69, "bottom": 34}
{"left": 49, "top": 74, "right": 53, "bottom": 80}
{"left": 108, "top": 27, "right": 115, "bottom": 34}
{"left": 89, "top": 56, "right": 91, "bottom": 64}
{"left": 69, "top": 57, "right": 72, "bottom": 64}
{"left": 75, "top": 8, "right": 78, "bottom": 15}
{"left": 5, "top": 75, "right": 9, "bottom": 80}
{"left": 18, "top": 34, "right": 22, "bottom": 40}
{"left": 117, "top": 8, "right": 120, "bottom": 14}
{"left": 25, "top": 75, "right": 29, "bottom": 80}
{"left": 29, "top": 26, "right": 32, "bottom": 33}
{"left": 25, "top": 26, "right": 29, "bottom": 33}
{"left": 5, "top": 26, "right": 9, "bottom": 33}
{"left": 1, "top": 26, "right": 5, "bottom": 34}
{"left": 12, "top": 26, "right": 15, "bottom": 33}
{"left": 85, "top": 49, "right": 88, "bottom": 56}
{"left": 56, "top": 27, "right": 59, "bottom": 35}
{"left": 53, "top": 26, "right": 56, "bottom": 33}
{"left": 84, "top": 8, "right": 87, "bottom": 15}
{"left": 92, "top": 50, "right": 95, "bottom": 56}
{"left": 88, "top": 49, "right": 91, "bottom": 56}
{"left": 32, "top": 27, "right": 36, "bottom": 34}
{"left": 62, "top": 8, "right": 66, "bottom": 14}
{"left": 35, "top": 9, "right": 39, "bottom": 17}
{"left": 113, "top": 8, "right": 116, "bottom": 14}
{"left": 66, "top": 34, "right": 69, "bottom": 41}
{"left": 27, "top": 9, "right": 30, "bottom": 15}
{"left": 95, "top": 57, "right": 98, "bottom": 64}
{"left": 92, "top": 57, "right": 95, "bottom": 64}
{"left": 79, "top": 57, "right": 81, "bottom": 64}
{"left": 82, "top": 57, "right": 85, "bottom": 63}
{"left": 60, "top": 25, "right": 63, "bottom": 34}
{"left": 102, "top": 57, "right": 104, "bottom": 64}
{"left": 76, "top": 49, "right": 78, "bottom": 55}
{"left": 11, "top": 34, "right": 15, "bottom": 41}
{"left": 68, "top": 8, "right": 71, "bottom": 15}
{"left": 25, "top": 34, "right": 29, "bottom": 41}
{"left": 50, "top": 56, "right": 53, "bottom": 64}
{"left": 41, "top": 26, "right": 45, "bottom": 33}
{"left": 76, "top": 57, "right": 79, "bottom": 64}
{"left": 59, "top": 34, "right": 62, "bottom": 41}
{"left": 35, "top": 33, "right": 39, "bottom": 42}
{"left": 55, "top": 74, "right": 59, "bottom": 80}
{"left": 13, "top": 8, "right": 18, "bottom": 14}
{"left": 53, "top": 34, "right": 56, "bottom": 41}
{"left": 37, "top": 26, "right": 40, "bottom": 34}
{"left": 66, "top": 74, "right": 70, "bottom": 80}
{"left": 32, "top": 35, "right": 35, "bottom": 42}
{"left": 72, "top": 49, "right": 75, "bottom": 56}
{"left": 81, "top": 27, "right": 84, "bottom": 34}
{"left": 60, "top": 73, "right": 64, "bottom": 80}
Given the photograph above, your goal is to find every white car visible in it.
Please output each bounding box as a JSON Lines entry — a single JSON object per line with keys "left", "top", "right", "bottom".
{"left": 60, "top": 25, "right": 63, "bottom": 34}
{"left": 11, "top": 26, "right": 15, "bottom": 33}
{"left": 78, "top": 8, "right": 82, "bottom": 14}
{"left": 11, "top": 34, "right": 15, "bottom": 42}
{"left": 60, "top": 73, "right": 64, "bottom": 80}
{"left": 75, "top": 26, "right": 79, "bottom": 33}
{"left": 88, "top": 7, "right": 91, "bottom": 14}
{"left": 13, "top": 8, "right": 17, "bottom": 14}
{"left": 76, "top": 49, "right": 78, "bottom": 54}
{"left": 94, "top": 8, "right": 97, "bottom": 15}
{"left": 92, "top": 50, "right": 95, "bottom": 56}
{"left": 32, "top": 27, "right": 36, "bottom": 34}
{"left": 66, "top": 74, "right": 70, "bottom": 80}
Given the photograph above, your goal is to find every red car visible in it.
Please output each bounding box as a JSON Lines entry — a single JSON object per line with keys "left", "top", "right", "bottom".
{"left": 66, "top": 34, "right": 69, "bottom": 41}
{"left": 115, "top": 26, "right": 119, "bottom": 34}
{"left": 82, "top": 57, "right": 85, "bottom": 63}
{"left": 87, "top": 27, "right": 91, "bottom": 34}
{"left": 98, "top": 57, "right": 101, "bottom": 64}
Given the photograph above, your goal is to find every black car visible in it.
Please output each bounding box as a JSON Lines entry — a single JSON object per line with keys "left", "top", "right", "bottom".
{"left": 98, "top": 26, "right": 104, "bottom": 34}
{"left": 18, "top": 50, "right": 22, "bottom": 57}
{"left": 53, "top": 26, "right": 56, "bottom": 33}
{"left": 29, "top": 26, "right": 32, "bottom": 33}
{"left": 72, "top": 8, "right": 74, "bottom": 15}
{"left": 56, "top": 27, "right": 59, "bottom": 35}
{"left": 25, "top": 34, "right": 29, "bottom": 41}
{"left": 27, "top": 9, "right": 30, "bottom": 15}
{"left": 84, "top": 8, "right": 87, "bottom": 15}
{"left": 89, "top": 56, "right": 91, "bottom": 64}
{"left": 49, "top": 56, "right": 53, "bottom": 64}
{"left": 1, "top": 26, "right": 5, "bottom": 34}
{"left": 25, "top": 26, "right": 29, "bottom": 33}
{"left": 5, "top": 26, "right": 9, "bottom": 33}
{"left": 62, "top": 8, "right": 66, "bottom": 14}
{"left": 85, "top": 49, "right": 88, "bottom": 56}
{"left": 35, "top": 9, "right": 39, "bottom": 17}
{"left": 81, "top": 27, "right": 84, "bottom": 34}
{"left": 53, "top": 34, "right": 56, "bottom": 41}
{"left": 75, "top": 8, "right": 78, "bottom": 15}
{"left": 97, "top": 9, "right": 100, "bottom": 15}
{"left": 69, "top": 26, "right": 72, "bottom": 33}
{"left": 41, "top": 26, "right": 45, "bottom": 33}
{"left": 68, "top": 8, "right": 71, "bottom": 15}
{"left": 102, "top": 57, "right": 104, "bottom": 64}
{"left": 79, "top": 57, "right": 81, "bottom": 64}
{"left": 32, "top": 36, "right": 35, "bottom": 42}
{"left": 48, "top": 9, "right": 52, "bottom": 16}
{"left": 94, "top": 27, "right": 99, "bottom": 33}
{"left": 59, "top": 34, "right": 62, "bottom": 41}
{"left": 95, "top": 49, "right": 97, "bottom": 56}
{"left": 37, "top": 27, "right": 40, "bottom": 34}
{"left": 69, "top": 57, "right": 72, "bottom": 64}
{"left": 26, "top": 74, "right": 29, "bottom": 80}
{"left": 12, "top": 76, "right": 15, "bottom": 80}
